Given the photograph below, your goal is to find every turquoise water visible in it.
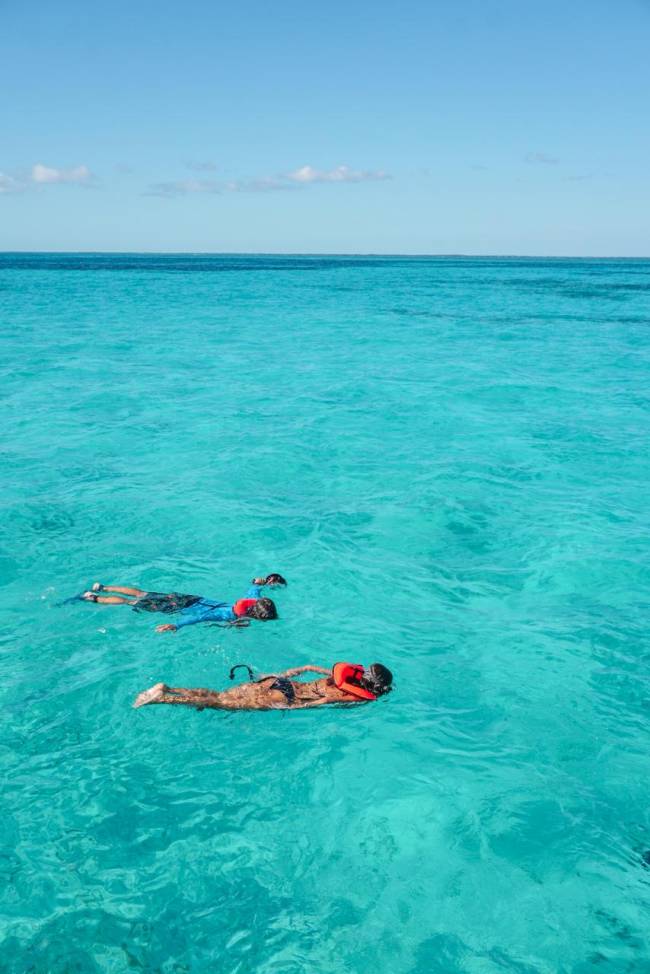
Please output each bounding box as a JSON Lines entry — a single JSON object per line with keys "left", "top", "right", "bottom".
{"left": 1, "top": 254, "right": 650, "bottom": 972}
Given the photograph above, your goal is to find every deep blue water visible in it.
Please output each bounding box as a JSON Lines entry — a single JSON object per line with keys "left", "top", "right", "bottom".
{"left": 1, "top": 254, "right": 649, "bottom": 972}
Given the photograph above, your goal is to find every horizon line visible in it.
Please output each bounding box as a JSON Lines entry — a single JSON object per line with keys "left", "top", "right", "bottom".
{"left": 1, "top": 250, "right": 650, "bottom": 260}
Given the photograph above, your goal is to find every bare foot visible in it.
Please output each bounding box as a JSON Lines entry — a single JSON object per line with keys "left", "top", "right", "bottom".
{"left": 133, "top": 682, "right": 168, "bottom": 708}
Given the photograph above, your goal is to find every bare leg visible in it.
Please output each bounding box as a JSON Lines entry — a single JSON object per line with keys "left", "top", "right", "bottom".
{"left": 133, "top": 683, "right": 228, "bottom": 709}
{"left": 98, "top": 585, "right": 148, "bottom": 597}
{"left": 81, "top": 592, "right": 138, "bottom": 605}
{"left": 90, "top": 583, "right": 148, "bottom": 597}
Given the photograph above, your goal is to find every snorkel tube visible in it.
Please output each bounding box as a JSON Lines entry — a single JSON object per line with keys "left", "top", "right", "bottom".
{"left": 229, "top": 663, "right": 255, "bottom": 681}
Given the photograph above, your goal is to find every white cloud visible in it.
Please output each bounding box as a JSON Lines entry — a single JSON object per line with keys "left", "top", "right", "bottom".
{"left": 0, "top": 163, "right": 93, "bottom": 194}
{"left": 524, "top": 152, "right": 559, "bottom": 165}
{"left": 226, "top": 176, "right": 293, "bottom": 193}
{"left": 146, "top": 163, "right": 391, "bottom": 198}
{"left": 32, "top": 163, "right": 92, "bottom": 184}
{"left": 145, "top": 179, "right": 221, "bottom": 198}
{"left": 287, "top": 164, "right": 390, "bottom": 184}
{"left": 0, "top": 172, "right": 23, "bottom": 194}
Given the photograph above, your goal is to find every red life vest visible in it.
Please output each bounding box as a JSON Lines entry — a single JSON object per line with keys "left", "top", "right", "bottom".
{"left": 233, "top": 598, "right": 257, "bottom": 617}
{"left": 332, "top": 662, "right": 376, "bottom": 700}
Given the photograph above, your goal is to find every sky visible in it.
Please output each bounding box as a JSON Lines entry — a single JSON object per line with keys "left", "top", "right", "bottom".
{"left": 1, "top": 0, "right": 649, "bottom": 254}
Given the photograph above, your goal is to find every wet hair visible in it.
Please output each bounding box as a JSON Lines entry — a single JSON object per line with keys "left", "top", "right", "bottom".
{"left": 265, "top": 573, "right": 287, "bottom": 586}
{"left": 361, "top": 663, "right": 393, "bottom": 697}
{"left": 248, "top": 597, "right": 278, "bottom": 621}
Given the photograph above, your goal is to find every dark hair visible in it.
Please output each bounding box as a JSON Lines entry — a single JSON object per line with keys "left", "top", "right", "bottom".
{"left": 249, "top": 597, "right": 278, "bottom": 621}
{"left": 362, "top": 663, "right": 393, "bottom": 697}
{"left": 265, "top": 573, "right": 287, "bottom": 586}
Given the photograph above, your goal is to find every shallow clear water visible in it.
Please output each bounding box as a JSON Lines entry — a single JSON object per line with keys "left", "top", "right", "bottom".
{"left": 1, "top": 254, "right": 649, "bottom": 973}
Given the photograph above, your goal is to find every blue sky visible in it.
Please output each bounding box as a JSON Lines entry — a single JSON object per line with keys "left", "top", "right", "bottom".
{"left": 2, "top": 0, "right": 649, "bottom": 254}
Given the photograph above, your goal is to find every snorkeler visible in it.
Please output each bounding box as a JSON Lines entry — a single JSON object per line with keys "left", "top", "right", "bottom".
{"left": 133, "top": 661, "right": 393, "bottom": 711}
{"left": 81, "top": 574, "right": 286, "bottom": 632}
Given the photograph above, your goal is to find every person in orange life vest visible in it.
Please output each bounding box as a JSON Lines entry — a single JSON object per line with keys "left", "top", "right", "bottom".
{"left": 81, "top": 574, "right": 286, "bottom": 632}
{"left": 133, "top": 661, "right": 393, "bottom": 711}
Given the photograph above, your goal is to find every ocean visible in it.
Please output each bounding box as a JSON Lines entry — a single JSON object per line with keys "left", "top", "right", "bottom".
{"left": 1, "top": 253, "right": 649, "bottom": 972}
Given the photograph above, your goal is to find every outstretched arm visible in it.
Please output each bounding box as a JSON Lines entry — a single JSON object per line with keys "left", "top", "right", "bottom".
{"left": 256, "top": 665, "right": 330, "bottom": 680}
{"left": 287, "top": 665, "right": 330, "bottom": 677}
{"left": 156, "top": 604, "right": 234, "bottom": 633}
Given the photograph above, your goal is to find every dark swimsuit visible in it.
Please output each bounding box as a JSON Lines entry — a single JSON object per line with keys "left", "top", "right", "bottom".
{"left": 132, "top": 592, "right": 201, "bottom": 614}
{"left": 229, "top": 666, "right": 328, "bottom": 708}
{"left": 230, "top": 667, "right": 297, "bottom": 706}
{"left": 268, "top": 677, "right": 296, "bottom": 705}
{"left": 253, "top": 675, "right": 298, "bottom": 705}
{"left": 259, "top": 676, "right": 329, "bottom": 706}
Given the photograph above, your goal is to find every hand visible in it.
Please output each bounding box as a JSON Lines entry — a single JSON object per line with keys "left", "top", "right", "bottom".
{"left": 156, "top": 623, "right": 177, "bottom": 633}
{"left": 252, "top": 577, "right": 267, "bottom": 586}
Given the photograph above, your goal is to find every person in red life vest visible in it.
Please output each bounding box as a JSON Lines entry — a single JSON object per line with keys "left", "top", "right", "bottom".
{"left": 133, "top": 661, "right": 393, "bottom": 711}
{"left": 80, "top": 574, "right": 286, "bottom": 632}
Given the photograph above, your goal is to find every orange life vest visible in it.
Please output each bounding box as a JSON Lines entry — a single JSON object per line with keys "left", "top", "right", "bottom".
{"left": 332, "top": 662, "right": 376, "bottom": 700}
{"left": 233, "top": 598, "right": 257, "bottom": 617}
